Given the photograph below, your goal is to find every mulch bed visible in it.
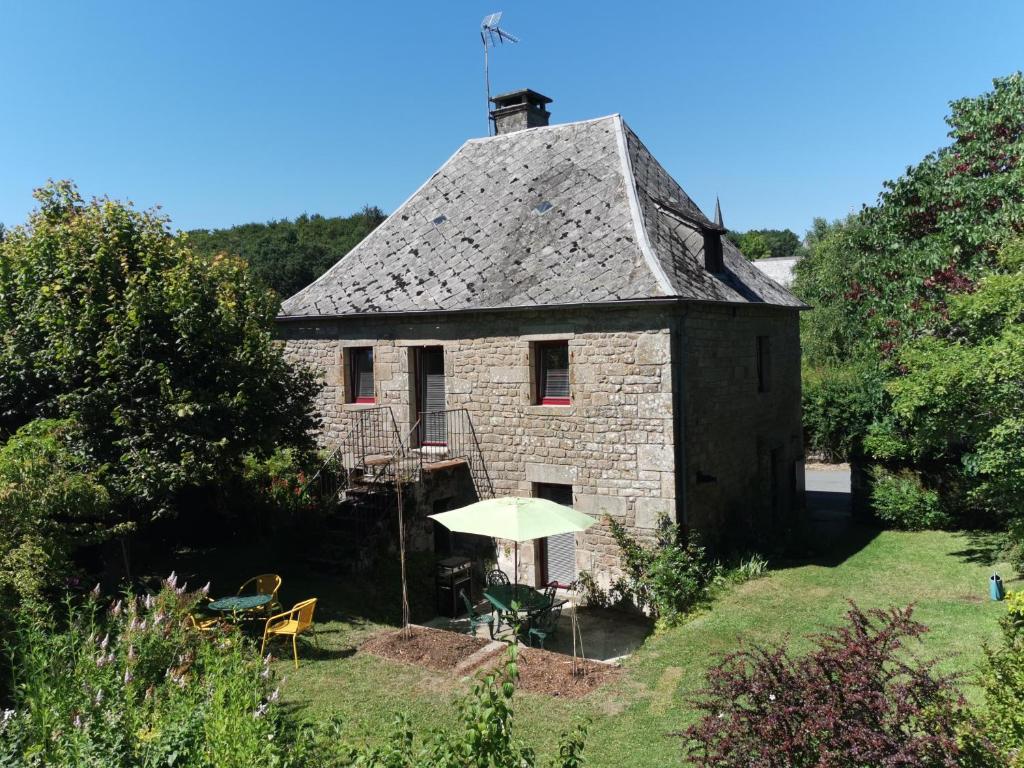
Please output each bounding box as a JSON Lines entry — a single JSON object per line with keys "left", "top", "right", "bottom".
{"left": 362, "top": 626, "right": 619, "bottom": 698}
{"left": 514, "top": 647, "right": 619, "bottom": 699}
{"left": 361, "top": 625, "right": 490, "bottom": 672}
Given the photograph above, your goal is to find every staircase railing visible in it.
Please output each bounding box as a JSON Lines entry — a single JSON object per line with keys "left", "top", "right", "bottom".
{"left": 301, "top": 406, "right": 495, "bottom": 506}
{"left": 412, "top": 408, "right": 495, "bottom": 500}
{"left": 301, "top": 406, "right": 403, "bottom": 504}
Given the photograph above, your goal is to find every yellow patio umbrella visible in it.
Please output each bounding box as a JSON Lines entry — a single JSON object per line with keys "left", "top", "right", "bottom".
{"left": 428, "top": 496, "right": 596, "bottom": 582}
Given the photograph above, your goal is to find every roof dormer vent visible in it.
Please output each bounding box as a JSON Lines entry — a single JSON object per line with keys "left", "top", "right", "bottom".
{"left": 703, "top": 198, "right": 726, "bottom": 273}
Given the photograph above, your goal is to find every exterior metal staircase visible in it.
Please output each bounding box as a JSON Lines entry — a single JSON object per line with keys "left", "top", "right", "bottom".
{"left": 301, "top": 406, "right": 493, "bottom": 572}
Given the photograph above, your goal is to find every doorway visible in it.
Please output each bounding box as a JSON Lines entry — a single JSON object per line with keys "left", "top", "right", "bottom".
{"left": 534, "top": 482, "right": 576, "bottom": 587}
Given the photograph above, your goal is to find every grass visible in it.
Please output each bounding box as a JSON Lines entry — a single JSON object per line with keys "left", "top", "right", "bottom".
{"left": 167, "top": 525, "right": 1015, "bottom": 766}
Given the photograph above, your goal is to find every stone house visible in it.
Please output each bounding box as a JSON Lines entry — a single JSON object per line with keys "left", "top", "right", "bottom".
{"left": 276, "top": 90, "right": 806, "bottom": 587}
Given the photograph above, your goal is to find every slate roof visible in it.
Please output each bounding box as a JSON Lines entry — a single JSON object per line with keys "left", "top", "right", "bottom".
{"left": 279, "top": 115, "right": 805, "bottom": 318}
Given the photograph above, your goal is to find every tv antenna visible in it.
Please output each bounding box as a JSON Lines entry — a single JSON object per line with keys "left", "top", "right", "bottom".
{"left": 481, "top": 11, "right": 519, "bottom": 135}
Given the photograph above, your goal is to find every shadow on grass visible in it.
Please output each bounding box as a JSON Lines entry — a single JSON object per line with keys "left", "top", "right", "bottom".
{"left": 949, "top": 530, "right": 1008, "bottom": 568}
{"left": 773, "top": 522, "right": 882, "bottom": 573}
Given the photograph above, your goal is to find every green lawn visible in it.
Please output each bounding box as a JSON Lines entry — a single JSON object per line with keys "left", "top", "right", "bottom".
{"left": 251, "top": 526, "right": 1014, "bottom": 767}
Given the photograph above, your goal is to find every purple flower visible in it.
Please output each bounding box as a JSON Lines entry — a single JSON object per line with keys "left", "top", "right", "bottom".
{"left": 166, "top": 571, "right": 178, "bottom": 589}
{"left": 123, "top": 669, "right": 133, "bottom": 685}
{"left": 110, "top": 600, "right": 123, "bottom": 617}
{"left": 200, "top": 582, "right": 211, "bottom": 596}
{"left": 99, "top": 634, "right": 109, "bottom": 651}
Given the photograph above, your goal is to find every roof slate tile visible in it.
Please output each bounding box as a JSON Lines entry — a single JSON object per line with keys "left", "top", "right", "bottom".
{"left": 279, "top": 115, "right": 804, "bottom": 318}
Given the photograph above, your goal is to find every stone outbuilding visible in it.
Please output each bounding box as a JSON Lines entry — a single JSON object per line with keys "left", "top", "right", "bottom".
{"left": 277, "top": 90, "right": 806, "bottom": 588}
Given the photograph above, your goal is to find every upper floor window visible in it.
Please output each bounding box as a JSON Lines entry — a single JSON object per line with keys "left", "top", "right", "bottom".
{"left": 536, "top": 341, "right": 570, "bottom": 405}
{"left": 348, "top": 347, "right": 375, "bottom": 403}
{"left": 756, "top": 336, "right": 770, "bottom": 393}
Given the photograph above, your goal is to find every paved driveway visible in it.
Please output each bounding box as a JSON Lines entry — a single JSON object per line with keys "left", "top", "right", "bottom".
{"left": 806, "top": 467, "right": 851, "bottom": 539}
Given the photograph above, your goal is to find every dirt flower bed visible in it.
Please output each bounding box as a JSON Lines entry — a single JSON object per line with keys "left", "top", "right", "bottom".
{"left": 514, "top": 647, "right": 619, "bottom": 698}
{"left": 361, "top": 626, "right": 490, "bottom": 671}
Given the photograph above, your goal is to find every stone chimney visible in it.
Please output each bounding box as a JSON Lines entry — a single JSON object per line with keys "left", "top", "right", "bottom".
{"left": 489, "top": 89, "right": 552, "bottom": 135}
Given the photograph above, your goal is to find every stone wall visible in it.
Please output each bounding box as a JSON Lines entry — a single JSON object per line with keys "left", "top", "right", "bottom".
{"left": 680, "top": 304, "right": 804, "bottom": 548}
{"left": 278, "top": 301, "right": 804, "bottom": 586}
{"left": 279, "top": 305, "right": 675, "bottom": 588}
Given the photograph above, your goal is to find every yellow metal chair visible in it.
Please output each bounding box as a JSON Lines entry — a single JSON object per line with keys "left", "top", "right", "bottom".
{"left": 237, "top": 573, "right": 283, "bottom": 614}
{"left": 188, "top": 614, "right": 220, "bottom": 632}
{"left": 260, "top": 598, "right": 318, "bottom": 668}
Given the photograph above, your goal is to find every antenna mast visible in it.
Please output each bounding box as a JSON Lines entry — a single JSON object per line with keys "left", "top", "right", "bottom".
{"left": 480, "top": 12, "right": 519, "bottom": 135}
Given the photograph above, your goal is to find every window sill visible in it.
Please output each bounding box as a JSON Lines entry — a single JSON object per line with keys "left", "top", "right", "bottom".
{"left": 342, "top": 402, "right": 379, "bottom": 412}
{"left": 524, "top": 405, "right": 574, "bottom": 416}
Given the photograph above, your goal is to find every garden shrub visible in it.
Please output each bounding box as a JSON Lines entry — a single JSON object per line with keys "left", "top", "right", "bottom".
{"left": 0, "top": 579, "right": 284, "bottom": 767}
{"left": 978, "top": 591, "right": 1024, "bottom": 765}
{"left": 0, "top": 419, "right": 115, "bottom": 628}
{"left": 573, "top": 570, "right": 610, "bottom": 609}
{"left": 683, "top": 603, "right": 995, "bottom": 767}
{"left": 802, "top": 363, "right": 883, "bottom": 462}
{"left": 870, "top": 466, "right": 951, "bottom": 530}
{"left": 607, "top": 514, "right": 717, "bottom": 628}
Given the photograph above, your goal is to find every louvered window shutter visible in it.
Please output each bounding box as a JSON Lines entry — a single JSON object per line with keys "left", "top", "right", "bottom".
{"left": 420, "top": 349, "right": 447, "bottom": 444}
{"left": 539, "top": 342, "right": 570, "bottom": 404}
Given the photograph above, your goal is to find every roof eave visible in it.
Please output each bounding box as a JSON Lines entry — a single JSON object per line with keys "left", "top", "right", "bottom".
{"left": 274, "top": 295, "right": 806, "bottom": 323}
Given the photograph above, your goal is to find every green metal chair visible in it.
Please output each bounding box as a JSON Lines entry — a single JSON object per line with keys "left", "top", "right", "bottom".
{"left": 527, "top": 600, "right": 564, "bottom": 649}
{"left": 459, "top": 590, "right": 496, "bottom": 639}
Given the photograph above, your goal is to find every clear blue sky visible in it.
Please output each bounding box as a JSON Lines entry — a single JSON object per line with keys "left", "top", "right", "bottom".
{"left": 1, "top": 1, "right": 1022, "bottom": 237}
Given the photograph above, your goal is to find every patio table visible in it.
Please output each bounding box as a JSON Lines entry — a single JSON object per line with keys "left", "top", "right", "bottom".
{"left": 483, "top": 584, "right": 551, "bottom": 620}
{"left": 208, "top": 594, "right": 273, "bottom": 615}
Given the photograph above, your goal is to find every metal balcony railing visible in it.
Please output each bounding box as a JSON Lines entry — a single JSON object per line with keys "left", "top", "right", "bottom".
{"left": 301, "top": 406, "right": 494, "bottom": 506}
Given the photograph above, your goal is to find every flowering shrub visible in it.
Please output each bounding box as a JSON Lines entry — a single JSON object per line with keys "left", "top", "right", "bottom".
{"left": 0, "top": 578, "right": 284, "bottom": 767}
{"left": 683, "top": 603, "right": 995, "bottom": 767}
{"left": 0, "top": 582, "right": 587, "bottom": 768}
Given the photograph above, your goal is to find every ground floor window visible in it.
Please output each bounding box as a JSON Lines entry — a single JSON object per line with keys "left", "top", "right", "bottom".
{"left": 535, "top": 482, "right": 576, "bottom": 587}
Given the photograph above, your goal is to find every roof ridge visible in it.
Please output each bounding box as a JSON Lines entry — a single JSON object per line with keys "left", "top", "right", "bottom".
{"left": 464, "top": 114, "right": 619, "bottom": 144}
{"left": 613, "top": 115, "right": 675, "bottom": 297}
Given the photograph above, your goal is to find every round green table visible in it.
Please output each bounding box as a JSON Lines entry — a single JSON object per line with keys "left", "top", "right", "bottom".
{"left": 208, "top": 594, "right": 273, "bottom": 614}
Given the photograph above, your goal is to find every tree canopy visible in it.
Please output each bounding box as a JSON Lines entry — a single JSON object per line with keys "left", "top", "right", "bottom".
{"left": 187, "top": 207, "right": 386, "bottom": 300}
{"left": 0, "top": 182, "right": 319, "bottom": 523}
{"left": 795, "top": 72, "right": 1024, "bottom": 533}
{"left": 726, "top": 228, "right": 807, "bottom": 260}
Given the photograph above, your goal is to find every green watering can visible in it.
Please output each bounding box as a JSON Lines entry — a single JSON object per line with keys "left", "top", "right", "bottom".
{"left": 990, "top": 574, "right": 1005, "bottom": 601}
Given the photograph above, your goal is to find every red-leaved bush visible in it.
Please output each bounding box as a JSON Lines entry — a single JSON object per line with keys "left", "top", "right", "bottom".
{"left": 683, "top": 603, "right": 994, "bottom": 767}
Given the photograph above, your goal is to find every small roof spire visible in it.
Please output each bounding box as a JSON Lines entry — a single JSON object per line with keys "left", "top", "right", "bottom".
{"left": 714, "top": 197, "right": 724, "bottom": 229}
